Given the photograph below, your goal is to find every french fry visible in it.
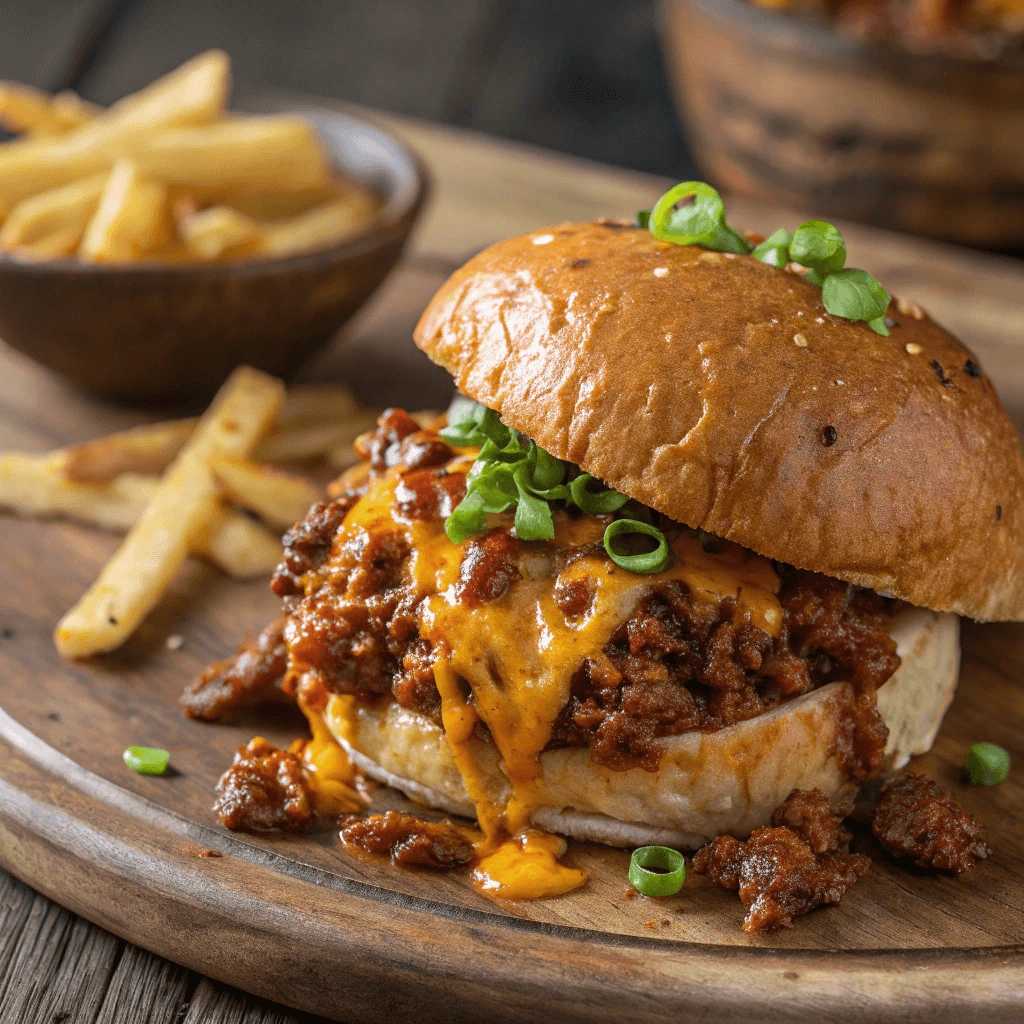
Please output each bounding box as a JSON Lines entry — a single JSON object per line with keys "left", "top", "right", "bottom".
{"left": 225, "top": 183, "right": 344, "bottom": 221}
{"left": 0, "top": 51, "right": 229, "bottom": 207}
{"left": 178, "top": 205, "right": 260, "bottom": 261}
{"left": 0, "top": 173, "right": 107, "bottom": 255}
{"left": 256, "top": 412, "right": 380, "bottom": 464}
{"left": 195, "top": 509, "right": 282, "bottom": 579}
{"left": 0, "top": 450, "right": 280, "bottom": 579}
{"left": 62, "top": 417, "right": 196, "bottom": 483}
{"left": 259, "top": 193, "right": 379, "bottom": 258}
{"left": 212, "top": 457, "right": 322, "bottom": 529}
{"left": 126, "top": 117, "right": 332, "bottom": 199}
{"left": 0, "top": 83, "right": 100, "bottom": 137}
{"left": 79, "top": 159, "right": 173, "bottom": 262}
{"left": 3, "top": 223, "right": 89, "bottom": 260}
{"left": 54, "top": 366, "right": 284, "bottom": 657}
{"left": 0, "top": 451, "right": 155, "bottom": 531}
{"left": 95, "top": 50, "right": 229, "bottom": 135}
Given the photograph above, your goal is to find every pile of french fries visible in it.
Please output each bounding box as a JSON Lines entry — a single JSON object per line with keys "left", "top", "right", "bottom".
{"left": 0, "top": 367, "right": 380, "bottom": 657}
{"left": 0, "top": 51, "right": 380, "bottom": 264}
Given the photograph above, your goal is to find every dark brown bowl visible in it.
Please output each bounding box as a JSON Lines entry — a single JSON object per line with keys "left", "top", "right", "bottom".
{"left": 660, "top": 0, "right": 1024, "bottom": 249}
{"left": 0, "top": 102, "right": 427, "bottom": 403}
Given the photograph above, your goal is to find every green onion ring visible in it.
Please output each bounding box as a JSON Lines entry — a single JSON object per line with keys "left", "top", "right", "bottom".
{"left": 603, "top": 519, "right": 669, "bottom": 574}
{"left": 966, "top": 743, "right": 1010, "bottom": 786}
{"left": 123, "top": 745, "right": 170, "bottom": 776}
{"left": 569, "top": 473, "right": 629, "bottom": 514}
{"left": 629, "top": 846, "right": 686, "bottom": 897}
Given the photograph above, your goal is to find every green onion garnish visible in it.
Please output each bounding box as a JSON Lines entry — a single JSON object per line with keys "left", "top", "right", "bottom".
{"left": 629, "top": 846, "right": 686, "bottom": 897}
{"left": 821, "top": 269, "right": 891, "bottom": 336}
{"left": 966, "top": 743, "right": 1010, "bottom": 786}
{"left": 649, "top": 181, "right": 750, "bottom": 255}
{"left": 441, "top": 402, "right": 669, "bottom": 574}
{"left": 603, "top": 519, "right": 670, "bottom": 574}
{"left": 749, "top": 227, "right": 792, "bottom": 269}
{"left": 123, "top": 746, "right": 170, "bottom": 776}
{"left": 642, "top": 181, "right": 891, "bottom": 335}
{"left": 569, "top": 473, "right": 630, "bottom": 515}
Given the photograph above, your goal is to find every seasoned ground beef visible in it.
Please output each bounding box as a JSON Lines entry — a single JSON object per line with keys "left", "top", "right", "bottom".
{"left": 271, "top": 495, "right": 363, "bottom": 598}
{"left": 549, "top": 569, "right": 897, "bottom": 774}
{"left": 872, "top": 773, "right": 991, "bottom": 874}
{"left": 191, "top": 408, "right": 902, "bottom": 784}
{"left": 181, "top": 616, "right": 289, "bottom": 722}
{"left": 456, "top": 528, "right": 521, "bottom": 606}
{"left": 693, "top": 788, "right": 870, "bottom": 932}
{"left": 339, "top": 811, "right": 474, "bottom": 868}
{"left": 213, "top": 737, "right": 321, "bottom": 833}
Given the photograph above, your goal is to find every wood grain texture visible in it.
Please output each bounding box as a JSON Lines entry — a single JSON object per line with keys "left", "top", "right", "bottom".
{"left": 93, "top": 944, "right": 192, "bottom": 1024}
{"left": 0, "top": 105, "right": 1023, "bottom": 1022}
{"left": 0, "top": 887, "right": 120, "bottom": 1023}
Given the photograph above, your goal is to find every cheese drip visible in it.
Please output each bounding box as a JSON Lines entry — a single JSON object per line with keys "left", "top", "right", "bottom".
{"left": 312, "top": 460, "right": 783, "bottom": 898}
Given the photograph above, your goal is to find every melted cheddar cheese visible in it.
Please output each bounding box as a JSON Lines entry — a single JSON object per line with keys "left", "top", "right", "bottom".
{"left": 316, "top": 458, "right": 782, "bottom": 899}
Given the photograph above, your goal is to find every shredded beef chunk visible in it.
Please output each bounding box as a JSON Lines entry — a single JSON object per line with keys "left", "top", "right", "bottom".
{"left": 271, "top": 496, "right": 360, "bottom": 597}
{"left": 340, "top": 811, "right": 474, "bottom": 868}
{"left": 182, "top": 616, "right": 289, "bottom": 721}
{"left": 213, "top": 737, "right": 321, "bottom": 833}
{"left": 456, "top": 528, "right": 521, "bottom": 606}
{"left": 355, "top": 408, "right": 451, "bottom": 472}
{"left": 872, "top": 773, "right": 991, "bottom": 874}
{"left": 395, "top": 465, "right": 464, "bottom": 521}
{"left": 693, "top": 789, "right": 870, "bottom": 933}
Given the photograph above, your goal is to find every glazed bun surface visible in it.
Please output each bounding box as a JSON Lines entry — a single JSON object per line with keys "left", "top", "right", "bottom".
{"left": 414, "top": 221, "right": 1024, "bottom": 621}
{"left": 331, "top": 609, "right": 960, "bottom": 848}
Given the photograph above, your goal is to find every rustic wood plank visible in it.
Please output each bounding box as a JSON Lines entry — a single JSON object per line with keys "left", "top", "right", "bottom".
{"left": 0, "top": 868, "right": 37, "bottom": 1006}
{"left": 0, "top": 884, "right": 121, "bottom": 1023}
{"left": 183, "top": 978, "right": 304, "bottom": 1024}
{"left": 462, "top": 0, "right": 695, "bottom": 176}
{"left": 0, "top": 0, "right": 119, "bottom": 90}
{"left": 93, "top": 942, "right": 193, "bottom": 1024}
{"left": 71, "top": 0, "right": 503, "bottom": 120}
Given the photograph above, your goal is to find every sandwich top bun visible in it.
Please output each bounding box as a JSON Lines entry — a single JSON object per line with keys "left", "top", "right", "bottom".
{"left": 414, "top": 221, "right": 1024, "bottom": 622}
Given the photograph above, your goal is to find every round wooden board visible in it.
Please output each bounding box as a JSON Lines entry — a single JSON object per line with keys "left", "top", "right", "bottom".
{"left": 2, "top": 505, "right": 1024, "bottom": 1023}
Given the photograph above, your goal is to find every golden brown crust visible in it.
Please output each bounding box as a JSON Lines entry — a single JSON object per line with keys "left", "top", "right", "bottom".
{"left": 414, "top": 221, "right": 1024, "bottom": 621}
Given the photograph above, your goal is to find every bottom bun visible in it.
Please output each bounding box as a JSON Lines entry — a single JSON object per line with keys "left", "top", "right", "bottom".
{"left": 328, "top": 607, "right": 960, "bottom": 848}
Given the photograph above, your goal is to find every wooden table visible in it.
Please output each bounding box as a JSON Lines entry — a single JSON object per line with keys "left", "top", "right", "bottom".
{"left": 1, "top": 104, "right": 1023, "bottom": 1024}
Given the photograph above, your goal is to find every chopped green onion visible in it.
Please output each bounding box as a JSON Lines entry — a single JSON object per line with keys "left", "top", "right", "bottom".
{"left": 750, "top": 228, "right": 792, "bottom": 269}
{"left": 789, "top": 219, "right": 847, "bottom": 279}
{"left": 822, "top": 268, "right": 891, "bottom": 335}
{"left": 123, "top": 746, "right": 170, "bottom": 776}
{"left": 569, "top": 473, "right": 630, "bottom": 514}
{"left": 966, "top": 743, "right": 1009, "bottom": 786}
{"left": 603, "top": 519, "right": 670, "bottom": 574}
{"left": 648, "top": 181, "right": 751, "bottom": 255}
{"left": 629, "top": 846, "right": 686, "bottom": 897}
{"left": 642, "top": 181, "right": 891, "bottom": 335}
{"left": 512, "top": 463, "right": 555, "bottom": 540}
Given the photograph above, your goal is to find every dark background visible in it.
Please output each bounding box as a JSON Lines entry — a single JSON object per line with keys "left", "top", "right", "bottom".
{"left": 2, "top": 0, "right": 699, "bottom": 179}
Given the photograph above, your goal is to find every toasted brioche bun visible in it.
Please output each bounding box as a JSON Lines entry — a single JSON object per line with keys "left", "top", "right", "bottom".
{"left": 327, "top": 607, "right": 959, "bottom": 848}
{"left": 413, "top": 222, "right": 1024, "bottom": 621}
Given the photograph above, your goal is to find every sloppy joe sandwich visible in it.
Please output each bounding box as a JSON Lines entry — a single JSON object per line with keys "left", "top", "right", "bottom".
{"left": 190, "top": 184, "right": 1024, "bottom": 899}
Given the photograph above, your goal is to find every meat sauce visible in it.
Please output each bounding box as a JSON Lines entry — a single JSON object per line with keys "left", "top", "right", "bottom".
{"left": 195, "top": 408, "right": 900, "bottom": 780}
{"left": 339, "top": 811, "right": 474, "bottom": 868}
{"left": 182, "top": 615, "right": 289, "bottom": 722}
{"left": 693, "top": 789, "right": 870, "bottom": 932}
{"left": 871, "top": 773, "right": 991, "bottom": 874}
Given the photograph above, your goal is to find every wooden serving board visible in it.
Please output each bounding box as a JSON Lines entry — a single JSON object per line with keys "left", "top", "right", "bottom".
{"left": 2, "top": 102, "right": 1024, "bottom": 1023}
